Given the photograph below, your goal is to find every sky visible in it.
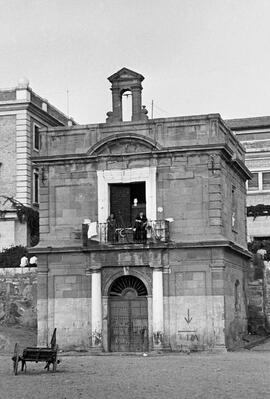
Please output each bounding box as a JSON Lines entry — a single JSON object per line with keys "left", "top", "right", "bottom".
{"left": 1, "top": 0, "right": 270, "bottom": 124}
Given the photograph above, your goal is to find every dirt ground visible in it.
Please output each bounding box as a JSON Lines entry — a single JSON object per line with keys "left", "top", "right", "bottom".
{"left": 1, "top": 327, "right": 269, "bottom": 399}
{"left": 0, "top": 350, "right": 269, "bottom": 399}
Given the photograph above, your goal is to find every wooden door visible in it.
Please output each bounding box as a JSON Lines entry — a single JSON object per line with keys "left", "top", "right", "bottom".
{"left": 110, "top": 184, "right": 131, "bottom": 226}
{"left": 109, "top": 296, "right": 148, "bottom": 352}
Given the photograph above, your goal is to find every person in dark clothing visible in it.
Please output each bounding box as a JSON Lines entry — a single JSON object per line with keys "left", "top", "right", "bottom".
{"left": 107, "top": 213, "right": 117, "bottom": 242}
{"left": 134, "top": 212, "right": 147, "bottom": 242}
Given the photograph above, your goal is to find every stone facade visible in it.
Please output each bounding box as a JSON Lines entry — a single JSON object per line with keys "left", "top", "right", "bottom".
{"left": 32, "top": 68, "right": 251, "bottom": 352}
{"left": 0, "top": 79, "right": 74, "bottom": 251}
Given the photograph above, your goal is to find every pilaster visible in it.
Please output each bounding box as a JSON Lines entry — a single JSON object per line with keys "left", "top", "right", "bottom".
{"left": 152, "top": 267, "right": 164, "bottom": 349}
{"left": 91, "top": 269, "right": 103, "bottom": 349}
{"left": 16, "top": 110, "right": 32, "bottom": 205}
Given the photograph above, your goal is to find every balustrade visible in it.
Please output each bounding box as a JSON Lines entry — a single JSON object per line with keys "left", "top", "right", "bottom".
{"left": 82, "top": 220, "right": 170, "bottom": 246}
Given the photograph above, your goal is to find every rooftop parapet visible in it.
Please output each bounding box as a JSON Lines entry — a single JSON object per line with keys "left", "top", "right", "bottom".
{"left": 0, "top": 78, "right": 75, "bottom": 126}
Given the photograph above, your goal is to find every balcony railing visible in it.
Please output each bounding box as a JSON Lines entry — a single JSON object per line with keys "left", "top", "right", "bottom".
{"left": 82, "top": 220, "right": 170, "bottom": 246}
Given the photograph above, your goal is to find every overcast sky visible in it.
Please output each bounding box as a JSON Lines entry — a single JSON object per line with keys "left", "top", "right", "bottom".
{"left": 1, "top": 0, "right": 270, "bottom": 124}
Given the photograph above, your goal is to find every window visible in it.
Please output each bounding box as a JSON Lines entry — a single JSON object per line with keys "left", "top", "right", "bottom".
{"left": 247, "top": 171, "right": 270, "bottom": 192}
{"left": 248, "top": 172, "right": 259, "bottom": 191}
{"left": 253, "top": 236, "right": 270, "bottom": 242}
{"left": 33, "top": 169, "right": 39, "bottom": 204}
{"left": 262, "top": 172, "right": 270, "bottom": 190}
{"left": 33, "top": 124, "right": 40, "bottom": 151}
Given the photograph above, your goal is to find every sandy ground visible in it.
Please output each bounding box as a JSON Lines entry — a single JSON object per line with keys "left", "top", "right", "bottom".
{"left": 0, "top": 349, "right": 270, "bottom": 399}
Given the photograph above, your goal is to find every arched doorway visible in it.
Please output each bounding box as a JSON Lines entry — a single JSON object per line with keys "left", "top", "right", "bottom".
{"left": 109, "top": 275, "right": 148, "bottom": 352}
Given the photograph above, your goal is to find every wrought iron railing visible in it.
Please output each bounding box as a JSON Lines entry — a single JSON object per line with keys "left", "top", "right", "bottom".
{"left": 82, "top": 220, "right": 170, "bottom": 246}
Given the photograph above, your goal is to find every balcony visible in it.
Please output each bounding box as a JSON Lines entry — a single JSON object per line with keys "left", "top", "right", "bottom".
{"left": 82, "top": 220, "right": 170, "bottom": 247}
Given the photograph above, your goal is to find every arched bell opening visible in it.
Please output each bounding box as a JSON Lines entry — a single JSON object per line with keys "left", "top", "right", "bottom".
{"left": 108, "top": 275, "right": 149, "bottom": 352}
{"left": 121, "top": 89, "right": 132, "bottom": 122}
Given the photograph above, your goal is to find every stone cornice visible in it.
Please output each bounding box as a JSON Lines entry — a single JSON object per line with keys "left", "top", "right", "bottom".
{"left": 29, "top": 239, "right": 251, "bottom": 259}
{"left": 0, "top": 101, "right": 69, "bottom": 126}
{"left": 32, "top": 143, "right": 250, "bottom": 180}
{"left": 33, "top": 143, "right": 235, "bottom": 164}
{"left": 42, "top": 113, "right": 223, "bottom": 132}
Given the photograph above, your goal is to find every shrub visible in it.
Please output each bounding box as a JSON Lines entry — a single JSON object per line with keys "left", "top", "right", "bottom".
{"left": 0, "top": 245, "right": 28, "bottom": 268}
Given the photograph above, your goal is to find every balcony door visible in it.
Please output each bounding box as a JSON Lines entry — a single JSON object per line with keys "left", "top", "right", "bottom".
{"left": 110, "top": 182, "right": 146, "bottom": 227}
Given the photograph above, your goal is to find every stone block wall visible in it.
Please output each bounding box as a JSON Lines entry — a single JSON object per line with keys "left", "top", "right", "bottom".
{"left": 0, "top": 267, "right": 37, "bottom": 327}
{"left": 221, "top": 158, "right": 247, "bottom": 245}
{"left": 36, "top": 246, "right": 248, "bottom": 352}
{"left": 224, "top": 265, "right": 248, "bottom": 347}
{"left": 163, "top": 247, "right": 248, "bottom": 351}
{"left": 38, "top": 154, "right": 247, "bottom": 248}
{"left": 247, "top": 280, "right": 265, "bottom": 334}
{"left": 40, "top": 115, "right": 245, "bottom": 160}
{"left": 37, "top": 252, "right": 91, "bottom": 348}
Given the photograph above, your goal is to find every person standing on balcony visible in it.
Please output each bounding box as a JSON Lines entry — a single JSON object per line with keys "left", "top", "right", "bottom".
{"left": 107, "top": 213, "right": 117, "bottom": 242}
{"left": 257, "top": 243, "right": 267, "bottom": 259}
{"left": 134, "top": 212, "right": 148, "bottom": 242}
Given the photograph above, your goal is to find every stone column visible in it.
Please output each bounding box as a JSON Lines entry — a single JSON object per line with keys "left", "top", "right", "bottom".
{"left": 91, "top": 269, "right": 103, "bottom": 348}
{"left": 111, "top": 87, "right": 122, "bottom": 122}
{"left": 152, "top": 267, "right": 164, "bottom": 349}
{"left": 131, "top": 85, "right": 142, "bottom": 121}
{"left": 210, "top": 262, "right": 227, "bottom": 352}
{"left": 37, "top": 256, "right": 49, "bottom": 347}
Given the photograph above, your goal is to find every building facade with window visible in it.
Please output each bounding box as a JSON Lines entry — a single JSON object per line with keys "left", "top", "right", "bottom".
{"left": 33, "top": 68, "right": 251, "bottom": 352}
{"left": 0, "top": 78, "right": 73, "bottom": 251}
{"left": 227, "top": 117, "right": 270, "bottom": 242}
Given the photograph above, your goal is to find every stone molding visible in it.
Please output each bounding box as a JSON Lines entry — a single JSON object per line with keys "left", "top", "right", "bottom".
{"left": 97, "top": 166, "right": 157, "bottom": 223}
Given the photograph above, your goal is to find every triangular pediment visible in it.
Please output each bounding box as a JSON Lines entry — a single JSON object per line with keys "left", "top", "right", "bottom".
{"left": 108, "top": 67, "right": 144, "bottom": 83}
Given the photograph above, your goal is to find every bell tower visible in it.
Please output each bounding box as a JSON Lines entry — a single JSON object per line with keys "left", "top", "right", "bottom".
{"left": 106, "top": 67, "right": 148, "bottom": 123}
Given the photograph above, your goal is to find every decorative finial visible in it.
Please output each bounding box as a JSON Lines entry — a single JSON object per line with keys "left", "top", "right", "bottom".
{"left": 17, "top": 77, "right": 30, "bottom": 89}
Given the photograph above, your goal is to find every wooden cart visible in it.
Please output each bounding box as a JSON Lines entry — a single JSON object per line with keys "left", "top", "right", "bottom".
{"left": 12, "top": 328, "right": 59, "bottom": 375}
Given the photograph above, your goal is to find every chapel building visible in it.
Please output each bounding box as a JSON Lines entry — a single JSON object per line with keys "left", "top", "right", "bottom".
{"left": 33, "top": 68, "right": 251, "bottom": 352}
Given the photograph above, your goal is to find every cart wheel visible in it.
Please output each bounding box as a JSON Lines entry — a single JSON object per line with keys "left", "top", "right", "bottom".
{"left": 52, "top": 345, "right": 58, "bottom": 372}
{"left": 52, "top": 361, "right": 57, "bottom": 372}
{"left": 13, "top": 343, "right": 19, "bottom": 375}
{"left": 52, "top": 357, "right": 57, "bottom": 372}
{"left": 21, "top": 360, "right": 26, "bottom": 373}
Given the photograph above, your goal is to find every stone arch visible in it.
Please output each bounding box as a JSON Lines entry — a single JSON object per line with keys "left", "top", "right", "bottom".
{"left": 121, "top": 89, "right": 132, "bottom": 121}
{"left": 109, "top": 275, "right": 148, "bottom": 297}
{"left": 103, "top": 269, "right": 151, "bottom": 297}
{"left": 87, "top": 133, "right": 162, "bottom": 156}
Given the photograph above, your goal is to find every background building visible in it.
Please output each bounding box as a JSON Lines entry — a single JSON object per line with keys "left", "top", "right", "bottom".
{"left": 227, "top": 117, "right": 270, "bottom": 242}
{"left": 33, "top": 68, "right": 251, "bottom": 352}
{"left": 0, "top": 78, "right": 73, "bottom": 251}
